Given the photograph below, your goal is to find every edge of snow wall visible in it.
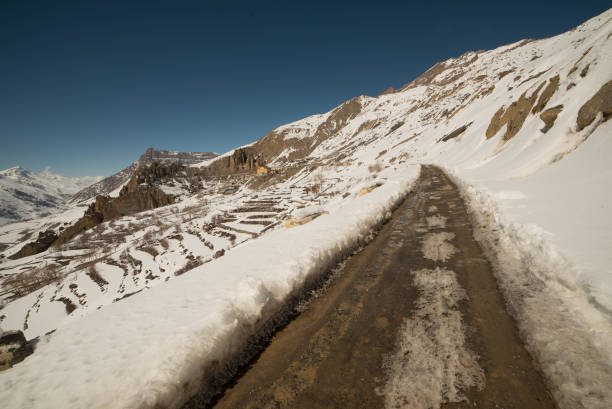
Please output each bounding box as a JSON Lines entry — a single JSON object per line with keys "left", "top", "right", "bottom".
{"left": 180, "top": 173, "right": 419, "bottom": 408}
{"left": 444, "top": 167, "right": 612, "bottom": 409}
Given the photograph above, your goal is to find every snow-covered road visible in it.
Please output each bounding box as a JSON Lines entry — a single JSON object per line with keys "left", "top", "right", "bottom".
{"left": 203, "top": 166, "right": 555, "bottom": 409}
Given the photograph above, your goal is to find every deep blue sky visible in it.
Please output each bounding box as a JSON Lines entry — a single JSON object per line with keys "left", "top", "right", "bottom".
{"left": 1, "top": 1, "right": 610, "bottom": 177}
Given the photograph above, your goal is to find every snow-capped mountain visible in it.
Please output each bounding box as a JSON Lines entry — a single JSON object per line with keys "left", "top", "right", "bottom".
{"left": 69, "top": 148, "right": 218, "bottom": 204}
{"left": 1, "top": 9, "right": 611, "bottom": 409}
{"left": 0, "top": 166, "right": 102, "bottom": 226}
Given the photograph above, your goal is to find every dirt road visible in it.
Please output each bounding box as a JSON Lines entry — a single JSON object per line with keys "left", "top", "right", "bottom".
{"left": 192, "top": 165, "right": 556, "bottom": 408}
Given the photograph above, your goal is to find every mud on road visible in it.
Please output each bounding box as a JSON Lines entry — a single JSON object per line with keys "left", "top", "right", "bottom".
{"left": 188, "top": 165, "right": 556, "bottom": 409}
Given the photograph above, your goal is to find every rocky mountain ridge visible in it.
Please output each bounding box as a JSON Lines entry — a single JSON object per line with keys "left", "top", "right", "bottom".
{"left": 69, "top": 148, "right": 217, "bottom": 204}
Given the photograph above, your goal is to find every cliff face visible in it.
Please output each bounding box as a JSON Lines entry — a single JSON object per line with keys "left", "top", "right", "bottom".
{"left": 207, "top": 147, "right": 266, "bottom": 174}
{"left": 70, "top": 148, "right": 217, "bottom": 204}
{"left": 8, "top": 230, "right": 58, "bottom": 260}
{"left": 54, "top": 163, "right": 183, "bottom": 248}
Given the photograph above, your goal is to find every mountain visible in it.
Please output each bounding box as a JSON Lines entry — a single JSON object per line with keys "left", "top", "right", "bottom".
{"left": 0, "top": 166, "right": 102, "bottom": 226}
{"left": 1, "top": 9, "right": 611, "bottom": 409}
{"left": 68, "top": 147, "right": 218, "bottom": 204}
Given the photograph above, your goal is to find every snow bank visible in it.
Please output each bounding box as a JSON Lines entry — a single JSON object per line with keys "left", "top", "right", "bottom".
{"left": 0, "top": 168, "right": 418, "bottom": 409}
{"left": 447, "top": 169, "right": 612, "bottom": 409}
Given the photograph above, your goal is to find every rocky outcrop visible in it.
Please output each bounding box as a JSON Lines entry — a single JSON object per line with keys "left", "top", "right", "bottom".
{"left": 54, "top": 166, "right": 178, "bottom": 248}
{"left": 50, "top": 206, "right": 104, "bottom": 248}
{"left": 486, "top": 82, "right": 546, "bottom": 141}
{"left": 576, "top": 80, "right": 612, "bottom": 130}
{"left": 9, "top": 163, "right": 182, "bottom": 255}
{"left": 0, "top": 330, "right": 33, "bottom": 371}
{"left": 227, "top": 148, "right": 265, "bottom": 172}
{"left": 540, "top": 105, "right": 564, "bottom": 132}
{"left": 208, "top": 147, "right": 266, "bottom": 174}
{"left": 532, "top": 75, "right": 560, "bottom": 114}
{"left": 69, "top": 162, "right": 139, "bottom": 204}
{"left": 100, "top": 187, "right": 174, "bottom": 220}
{"left": 439, "top": 122, "right": 474, "bottom": 142}
{"left": 120, "top": 161, "right": 200, "bottom": 195}
{"left": 70, "top": 148, "right": 217, "bottom": 204}
{"left": 9, "top": 230, "right": 58, "bottom": 260}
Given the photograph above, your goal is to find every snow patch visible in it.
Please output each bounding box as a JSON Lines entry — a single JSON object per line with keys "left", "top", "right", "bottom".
{"left": 421, "top": 232, "right": 456, "bottom": 262}
{"left": 426, "top": 215, "right": 447, "bottom": 229}
{"left": 381, "top": 267, "right": 484, "bottom": 409}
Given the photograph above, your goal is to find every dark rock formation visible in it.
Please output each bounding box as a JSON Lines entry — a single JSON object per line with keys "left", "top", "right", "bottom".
{"left": 9, "top": 230, "right": 58, "bottom": 260}
{"left": 540, "top": 105, "right": 564, "bottom": 132}
{"left": 54, "top": 165, "right": 179, "bottom": 248}
{"left": 0, "top": 330, "right": 34, "bottom": 371}
{"left": 486, "top": 81, "right": 546, "bottom": 141}
{"left": 532, "top": 75, "right": 560, "bottom": 114}
{"left": 53, "top": 186, "right": 175, "bottom": 248}
{"left": 70, "top": 148, "right": 217, "bottom": 204}
{"left": 208, "top": 147, "right": 265, "bottom": 174}
{"left": 120, "top": 161, "right": 201, "bottom": 195}
{"left": 576, "top": 80, "right": 612, "bottom": 131}
{"left": 10, "top": 162, "right": 184, "bottom": 257}
{"left": 439, "top": 121, "right": 474, "bottom": 142}
{"left": 227, "top": 148, "right": 265, "bottom": 172}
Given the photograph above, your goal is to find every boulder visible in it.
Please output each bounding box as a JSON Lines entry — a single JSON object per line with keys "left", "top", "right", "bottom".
{"left": 0, "top": 330, "right": 33, "bottom": 371}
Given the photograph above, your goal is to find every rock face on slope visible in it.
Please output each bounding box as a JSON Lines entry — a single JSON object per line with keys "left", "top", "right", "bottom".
{"left": 55, "top": 186, "right": 175, "bottom": 248}
{"left": 120, "top": 161, "right": 203, "bottom": 194}
{"left": 486, "top": 82, "right": 546, "bottom": 141}
{"left": 70, "top": 148, "right": 217, "bottom": 204}
{"left": 8, "top": 230, "right": 58, "bottom": 260}
{"left": 208, "top": 147, "right": 266, "bottom": 174}
{"left": 532, "top": 75, "right": 560, "bottom": 114}
{"left": 11, "top": 162, "right": 188, "bottom": 256}
{"left": 576, "top": 80, "right": 612, "bottom": 130}
{"left": 540, "top": 105, "right": 564, "bottom": 132}
{"left": 250, "top": 97, "right": 365, "bottom": 163}
{"left": 0, "top": 330, "right": 33, "bottom": 371}
{"left": 54, "top": 164, "right": 185, "bottom": 248}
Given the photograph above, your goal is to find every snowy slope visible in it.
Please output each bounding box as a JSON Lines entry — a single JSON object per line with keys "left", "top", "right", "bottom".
{"left": 0, "top": 9, "right": 611, "bottom": 409}
{"left": 0, "top": 166, "right": 101, "bottom": 226}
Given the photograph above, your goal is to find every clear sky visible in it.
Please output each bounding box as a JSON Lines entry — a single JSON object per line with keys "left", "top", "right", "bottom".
{"left": 1, "top": 1, "right": 610, "bottom": 177}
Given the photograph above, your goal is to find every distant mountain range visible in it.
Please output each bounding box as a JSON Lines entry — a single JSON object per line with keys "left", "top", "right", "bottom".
{"left": 0, "top": 167, "right": 102, "bottom": 225}
{"left": 0, "top": 148, "right": 218, "bottom": 225}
